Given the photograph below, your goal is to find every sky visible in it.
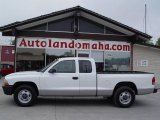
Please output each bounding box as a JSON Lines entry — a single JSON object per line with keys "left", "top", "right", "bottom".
{"left": 0, "top": 0, "right": 160, "bottom": 45}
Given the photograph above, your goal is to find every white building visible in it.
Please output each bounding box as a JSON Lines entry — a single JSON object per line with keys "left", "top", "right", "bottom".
{"left": 133, "top": 43, "right": 160, "bottom": 84}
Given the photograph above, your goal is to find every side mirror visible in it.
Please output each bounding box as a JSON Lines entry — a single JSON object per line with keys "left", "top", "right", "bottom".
{"left": 49, "top": 69, "right": 56, "bottom": 73}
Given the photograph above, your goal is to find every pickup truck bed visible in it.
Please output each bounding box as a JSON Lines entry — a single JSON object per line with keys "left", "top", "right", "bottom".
{"left": 98, "top": 71, "right": 153, "bottom": 74}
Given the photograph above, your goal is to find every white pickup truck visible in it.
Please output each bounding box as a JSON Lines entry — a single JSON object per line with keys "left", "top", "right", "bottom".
{"left": 2, "top": 57, "right": 157, "bottom": 108}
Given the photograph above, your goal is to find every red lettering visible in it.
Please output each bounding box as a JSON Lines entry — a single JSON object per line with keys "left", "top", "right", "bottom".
{"left": 19, "top": 38, "right": 130, "bottom": 52}
{"left": 35, "top": 40, "right": 40, "bottom": 47}
{"left": 60, "top": 42, "right": 67, "bottom": 48}
{"left": 41, "top": 41, "right": 46, "bottom": 47}
{"left": 123, "top": 45, "right": 130, "bottom": 51}
{"left": 82, "top": 43, "right": 90, "bottom": 49}
{"left": 53, "top": 42, "right": 59, "bottom": 48}
{"left": 117, "top": 45, "right": 122, "bottom": 51}
{"left": 105, "top": 44, "right": 109, "bottom": 50}
{"left": 98, "top": 42, "right": 103, "bottom": 50}
{"left": 28, "top": 41, "right": 34, "bottom": 47}
{"left": 69, "top": 40, "right": 74, "bottom": 48}
{"left": 76, "top": 43, "right": 81, "bottom": 49}
{"left": 92, "top": 44, "right": 97, "bottom": 49}
{"left": 112, "top": 44, "right": 117, "bottom": 50}
{"left": 19, "top": 39, "right": 27, "bottom": 47}
{"left": 48, "top": 39, "right": 52, "bottom": 47}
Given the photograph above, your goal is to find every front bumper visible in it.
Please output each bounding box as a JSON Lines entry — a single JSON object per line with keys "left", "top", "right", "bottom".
{"left": 2, "top": 85, "right": 13, "bottom": 95}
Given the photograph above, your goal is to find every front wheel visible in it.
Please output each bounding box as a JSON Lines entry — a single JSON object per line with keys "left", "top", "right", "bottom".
{"left": 14, "top": 85, "right": 37, "bottom": 107}
{"left": 113, "top": 86, "right": 135, "bottom": 108}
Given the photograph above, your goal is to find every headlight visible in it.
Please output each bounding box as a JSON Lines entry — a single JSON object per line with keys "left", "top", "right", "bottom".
{"left": 2, "top": 78, "right": 9, "bottom": 86}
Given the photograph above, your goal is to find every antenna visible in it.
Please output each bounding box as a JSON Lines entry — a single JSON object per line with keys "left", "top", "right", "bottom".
{"left": 145, "top": 4, "right": 147, "bottom": 33}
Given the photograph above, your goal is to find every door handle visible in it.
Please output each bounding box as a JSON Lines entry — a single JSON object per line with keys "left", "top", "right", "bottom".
{"left": 72, "top": 77, "right": 78, "bottom": 80}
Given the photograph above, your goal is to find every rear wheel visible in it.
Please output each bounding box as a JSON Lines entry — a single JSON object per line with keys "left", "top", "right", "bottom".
{"left": 113, "top": 86, "right": 135, "bottom": 108}
{"left": 14, "top": 85, "right": 37, "bottom": 107}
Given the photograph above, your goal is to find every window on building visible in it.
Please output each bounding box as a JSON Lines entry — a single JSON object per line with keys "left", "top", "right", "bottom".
{"left": 77, "top": 50, "right": 90, "bottom": 57}
{"left": 79, "top": 17, "right": 104, "bottom": 33}
{"left": 91, "top": 51, "right": 104, "bottom": 72}
{"left": 12, "top": 50, "right": 15, "bottom": 54}
{"left": 16, "top": 48, "right": 75, "bottom": 72}
{"left": 104, "top": 51, "right": 130, "bottom": 71}
{"left": 48, "top": 17, "right": 74, "bottom": 32}
{"left": 46, "top": 49, "right": 75, "bottom": 65}
{"left": 16, "top": 48, "right": 45, "bottom": 71}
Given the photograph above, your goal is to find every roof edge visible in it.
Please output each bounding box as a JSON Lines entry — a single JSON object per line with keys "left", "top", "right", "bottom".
{"left": 0, "top": 6, "right": 152, "bottom": 39}
{"left": 135, "top": 43, "right": 160, "bottom": 49}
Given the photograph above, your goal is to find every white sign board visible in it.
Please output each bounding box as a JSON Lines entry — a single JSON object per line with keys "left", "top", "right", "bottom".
{"left": 17, "top": 38, "right": 130, "bottom": 52}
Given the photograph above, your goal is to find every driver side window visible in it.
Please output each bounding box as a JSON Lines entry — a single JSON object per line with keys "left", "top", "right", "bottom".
{"left": 51, "top": 60, "right": 75, "bottom": 73}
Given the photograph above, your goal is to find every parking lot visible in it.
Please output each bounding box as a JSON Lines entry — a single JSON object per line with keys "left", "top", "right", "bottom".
{"left": 0, "top": 79, "right": 160, "bottom": 120}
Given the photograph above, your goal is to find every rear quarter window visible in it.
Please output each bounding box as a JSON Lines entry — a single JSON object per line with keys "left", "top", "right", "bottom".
{"left": 79, "top": 60, "right": 92, "bottom": 73}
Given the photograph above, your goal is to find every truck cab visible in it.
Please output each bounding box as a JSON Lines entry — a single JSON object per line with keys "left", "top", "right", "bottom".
{"left": 39, "top": 57, "right": 97, "bottom": 96}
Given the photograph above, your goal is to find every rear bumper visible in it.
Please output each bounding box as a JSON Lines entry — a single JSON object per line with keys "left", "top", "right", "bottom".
{"left": 138, "top": 88, "right": 158, "bottom": 95}
{"left": 2, "top": 85, "right": 13, "bottom": 95}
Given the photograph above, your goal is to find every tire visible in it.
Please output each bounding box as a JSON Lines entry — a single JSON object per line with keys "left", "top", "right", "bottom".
{"left": 113, "top": 86, "right": 135, "bottom": 108}
{"left": 14, "top": 85, "right": 37, "bottom": 107}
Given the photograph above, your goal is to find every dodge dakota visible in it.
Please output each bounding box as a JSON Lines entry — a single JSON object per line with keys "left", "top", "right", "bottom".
{"left": 2, "top": 57, "right": 157, "bottom": 107}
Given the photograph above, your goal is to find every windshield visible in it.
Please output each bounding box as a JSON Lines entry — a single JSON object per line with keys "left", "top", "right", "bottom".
{"left": 39, "top": 59, "right": 58, "bottom": 72}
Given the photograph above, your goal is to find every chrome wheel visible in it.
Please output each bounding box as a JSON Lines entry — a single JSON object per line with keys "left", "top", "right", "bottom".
{"left": 18, "top": 89, "right": 32, "bottom": 104}
{"left": 114, "top": 86, "right": 135, "bottom": 108}
{"left": 119, "top": 91, "right": 132, "bottom": 105}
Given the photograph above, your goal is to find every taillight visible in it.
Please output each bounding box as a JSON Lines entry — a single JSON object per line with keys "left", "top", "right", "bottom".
{"left": 152, "top": 77, "right": 156, "bottom": 85}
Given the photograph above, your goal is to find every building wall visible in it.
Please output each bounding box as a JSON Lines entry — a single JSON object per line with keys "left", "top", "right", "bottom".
{"left": 1, "top": 46, "right": 15, "bottom": 62}
{"left": 133, "top": 44, "right": 160, "bottom": 84}
{"left": 0, "top": 45, "right": 15, "bottom": 65}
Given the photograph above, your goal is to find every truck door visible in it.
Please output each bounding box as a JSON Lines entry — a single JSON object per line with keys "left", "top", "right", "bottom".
{"left": 40, "top": 60, "right": 79, "bottom": 96}
{"left": 79, "top": 60, "right": 97, "bottom": 96}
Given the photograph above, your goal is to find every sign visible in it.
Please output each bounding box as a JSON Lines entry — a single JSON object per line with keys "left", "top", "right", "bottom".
{"left": 140, "top": 60, "right": 148, "bottom": 67}
{"left": 1, "top": 46, "right": 15, "bottom": 62}
{"left": 17, "top": 38, "right": 130, "bottom": 52}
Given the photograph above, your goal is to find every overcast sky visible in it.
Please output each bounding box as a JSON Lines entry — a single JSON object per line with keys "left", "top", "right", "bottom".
{"left": 0, "top": 0, "right": 160, "bottom": 45}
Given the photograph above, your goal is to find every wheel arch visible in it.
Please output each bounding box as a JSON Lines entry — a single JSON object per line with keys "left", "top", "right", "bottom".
{"left": 113, "top": 82, "right": 138, "bottom": 95}
{"left": 12, "top": 82, "right": 39, "bottom": 96}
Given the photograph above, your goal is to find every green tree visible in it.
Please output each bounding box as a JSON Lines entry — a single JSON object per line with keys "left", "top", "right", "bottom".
{"left": 156, "top": 37, "right": 160, "bottom": 46}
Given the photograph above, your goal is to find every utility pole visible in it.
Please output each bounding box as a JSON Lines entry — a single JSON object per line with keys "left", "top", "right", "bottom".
{"left": 145, "top": 4, "right": 147, "bottom": 33}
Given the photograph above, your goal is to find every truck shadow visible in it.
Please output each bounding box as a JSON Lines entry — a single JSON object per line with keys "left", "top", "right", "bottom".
{"left": 37, "top": 97, "right": 114, "bottom": 107}
{"left": 36, "top": 97, "right": 149, "bottom": 108}
{"left": 3, "top": 97, "right": 150, "bottom": 108}
{"left": 3, "top": 96, "right": 151, "bottom": 108}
